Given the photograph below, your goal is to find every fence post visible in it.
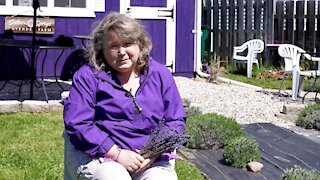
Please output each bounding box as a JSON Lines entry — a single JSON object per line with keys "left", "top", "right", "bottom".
{"left": 305, "top": 0, "right": 316, "bottom": 53}
{"left": 220, "top": 0, "right": 227, "bottom": 66}
{"left": 205, "top": 0, "right": 212, "bottom": 65}
{"left": 212, "top": 0, "right": 219, "bottom": 64}
{"left": 275, "top": 1, "right": 284, "bottom": 43}
{"left": 295, "top": 0, "right": 305, "bottom": 48}
{"left": 265, "top": 0, "right": 274, "bottom": 44}
{"left": 237, "top": 0, "right": 245, "bottom": 44}
{"left": 264, "top": 0, "right": 275, "bottom": 66}
{"left": 246, "top": 0, "right": 253, "bottom": 40}
{"left": 286, "top": 1, "right": 294, "bottom": 44}
{"left": 254, "top": 0, "right": 263, "bottom": 39}
{"left": 229, "top": 0, "right": 235, "bottom": 68}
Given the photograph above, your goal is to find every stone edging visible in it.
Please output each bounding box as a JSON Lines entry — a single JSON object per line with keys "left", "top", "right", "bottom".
{"left": 0, "top": 100, "right": 64, "bottom": 113}
{"left": 0, "top": 91, "right": 70, "bottom": 113}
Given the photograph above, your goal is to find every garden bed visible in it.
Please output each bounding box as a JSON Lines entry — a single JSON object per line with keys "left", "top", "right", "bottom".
{"left": 179, "top": 123, "right": 320, "bottom": 179}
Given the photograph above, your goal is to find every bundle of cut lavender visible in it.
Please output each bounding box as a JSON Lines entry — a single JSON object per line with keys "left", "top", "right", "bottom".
{"left": 140, "top": 126, "right": 189, "bottom": 159}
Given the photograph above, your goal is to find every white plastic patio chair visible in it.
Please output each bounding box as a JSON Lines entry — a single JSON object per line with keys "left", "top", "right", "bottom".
{"left": 278, "top": 44, "right": 320, "bottom": 100}
{"left": 232, "top": 39, "right": 264, "bottom": 77}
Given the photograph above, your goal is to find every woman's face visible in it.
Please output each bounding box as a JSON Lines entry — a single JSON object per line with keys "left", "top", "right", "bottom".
{"left": 103, "top": 31, "right": 140, "bottom": 74}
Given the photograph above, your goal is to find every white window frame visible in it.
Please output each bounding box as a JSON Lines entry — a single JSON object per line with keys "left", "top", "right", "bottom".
{"left": 0, "top": 0, "right": 97, "bottom": 17}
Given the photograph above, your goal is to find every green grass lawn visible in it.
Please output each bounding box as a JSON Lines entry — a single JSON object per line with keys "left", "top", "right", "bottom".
{"left": 220, "top": 66, "right": 319, "bottom": 91}
{"left": 0, "top": 112, "right": 64, "bottom": 179}
{"left": 221, "top": 73, "right": 291, "bottom": 89}
{"left": 0, "top": 112, "right": 204, "bottom": 180}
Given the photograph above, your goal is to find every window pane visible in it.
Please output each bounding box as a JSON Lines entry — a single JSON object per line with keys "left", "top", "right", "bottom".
{"left": 72, "top": 0, "right": 85, "bottom": 8}
{"left": 39, "top": 0, "right": 47, "bottom": 6}
{"left": 13, "top": 0, "right": 47, "bottom": 7}
{"left": 13, "top": 0, "right": 32, "bottom": 6}
{"left": 55, "top": 0, "right": 85, "bottom": 8}
{"left": 0, "top": 0, "right": 5, "bottom": 5}
{"left": 54, "top": 0, "right": 68, "bottom": 7}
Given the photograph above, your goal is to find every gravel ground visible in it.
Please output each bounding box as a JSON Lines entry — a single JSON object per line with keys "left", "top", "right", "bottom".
{"left": 174, "top": 76, "right": 313, "bottom": 129}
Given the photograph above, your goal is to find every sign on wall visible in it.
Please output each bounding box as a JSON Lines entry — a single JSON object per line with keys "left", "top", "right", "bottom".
{"left": 4, "top": 17, "right": 55, "bottom": 34}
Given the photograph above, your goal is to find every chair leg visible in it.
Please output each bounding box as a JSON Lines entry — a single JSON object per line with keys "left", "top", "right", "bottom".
{"left": 292, "top": 71, "right": 299, "bottom": 100}
{"left": 231, "top": 59, "right": 234, "bottom": 73}
{"left": 297, "top": 75, "right": 305, "bottom": 97}
{"left": 247, "top": 61, "right": 252, "bottom": 78}
{"left": 278, "top": 73, "right": 287, "bottom": 96}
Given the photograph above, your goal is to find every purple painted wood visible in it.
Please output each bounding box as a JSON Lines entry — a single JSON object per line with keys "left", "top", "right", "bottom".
{"left": 175, "top": 0, "right": 195, "bottom": 77}
{"left": 142, "top": 20, "right": 166, "bottom": 66}
{"left": 0, "top": 0, "right": 195, "bottom": 80}
{"left": 130, "top": 0, "right": 166, "bottom": 7}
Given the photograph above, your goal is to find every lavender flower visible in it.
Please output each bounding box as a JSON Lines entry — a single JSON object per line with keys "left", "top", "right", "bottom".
{"left": 140, "top": 126, "right": 189, "bottom": 159}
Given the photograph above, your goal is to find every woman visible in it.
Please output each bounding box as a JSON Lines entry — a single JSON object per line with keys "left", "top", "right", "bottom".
{"left": 63, "top": 12, "right": 186, "bottom": 179}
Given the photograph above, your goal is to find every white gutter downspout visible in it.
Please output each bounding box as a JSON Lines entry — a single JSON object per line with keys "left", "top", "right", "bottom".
{"left": 194, "top": 0, "right": 210, "bottom": 78}
{"left": 193, "top": 0, "right": 261, "bottom": 91}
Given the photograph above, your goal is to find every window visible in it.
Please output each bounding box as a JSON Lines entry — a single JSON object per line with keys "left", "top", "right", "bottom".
{"left": 55, "top": 0, "right": 85, "bottom": 8}
{"left": 13, "top": 0, "right": 47, "bottom": 6}
{"left": 15, "top": 0, "right": 32, "bottom": 6}
{"left": 0, "top": 0, "right": 98, "bottom": 17}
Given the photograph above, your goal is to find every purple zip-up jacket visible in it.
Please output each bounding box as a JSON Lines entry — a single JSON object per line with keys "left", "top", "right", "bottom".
{"left": 63, "top": 58, "right": 186, "bottom": 158}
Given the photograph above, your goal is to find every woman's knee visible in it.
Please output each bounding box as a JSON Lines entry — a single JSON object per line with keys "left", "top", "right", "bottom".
{"left": 64, "top": 135, "right": 131, "bottom": 180}
{"left": 78, "top": 160, "right": 131, "bottom": 180}
{"left": 132, "top": 161, "right": 177, "bottom": 180}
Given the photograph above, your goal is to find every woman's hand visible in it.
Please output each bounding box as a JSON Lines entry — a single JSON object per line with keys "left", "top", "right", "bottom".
{"left": 116, "top": 149, "right": 145, "bottom": 172}
{"left": 135, "top": 149, "right": 160, "bottom": 172}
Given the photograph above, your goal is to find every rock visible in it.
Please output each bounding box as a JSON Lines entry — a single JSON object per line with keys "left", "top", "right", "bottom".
{"left": 246, "top": 161, "right": 264, "bottom": 173}
{"left": 0, "top": 100, "right": 21, "bottom": 113}
{"left": 22, "top": 100, "right": 49, "bottom": 112}
{"left": 182, "top": 98, "right": 191, "bottom": 107}
{"left": 282, "top": 103, "right": 306, "bottom": 115}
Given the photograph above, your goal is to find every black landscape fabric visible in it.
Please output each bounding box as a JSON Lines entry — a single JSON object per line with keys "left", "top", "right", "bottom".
{"left": 180, "top": 123, "right": 320, "bottom": 180}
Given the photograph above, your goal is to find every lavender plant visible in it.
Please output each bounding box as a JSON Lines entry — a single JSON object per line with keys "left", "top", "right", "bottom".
{"left": 140, "top": 126, "right": 189, "bottom": 159}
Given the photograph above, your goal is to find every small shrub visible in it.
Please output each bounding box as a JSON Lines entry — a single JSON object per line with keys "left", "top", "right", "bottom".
{"left": 296, "top": 104, "right": 320, "bottom": 130}
{"left": 304, "top": 110, "right": 320, "bottom": 131}
{"left": 185, "top": 113, "right": 244, "bottom": 149}
{"left": 211, "top": 116, "right": 244, "bottom": 146}
{"left": 185, "top": 106, "right": 202, "bottom": 117}
{"left": 207, "top": 64, "right": 225, "bottom": 83}
{"left": 303, "top": 77, "right": 320, "bottom": 92}
{"left": 223, "top": 136, "right": 260, "bottom": 168}
{"left": 281, "top": 165, "right": 320, "bottom": 180}
{"left": 185, "top": 113, "right": 221, "bottom": 150}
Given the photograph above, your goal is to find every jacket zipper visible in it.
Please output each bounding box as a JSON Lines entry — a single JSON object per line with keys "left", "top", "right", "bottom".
{"left": 126, "top": 88, "right": 142, "bottom": 113}
{"left": 95, "top": 75, "right": 143, "bottom": 113}
{"left": 130, "top": 74, "right": 149, "bottom": 113}
{"left": 132, "top": 94, "right": 142, "bottom": 113}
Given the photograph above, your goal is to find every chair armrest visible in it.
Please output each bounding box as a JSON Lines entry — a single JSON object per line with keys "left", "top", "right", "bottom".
{"left": 310, "top": 57, "right": 320, "bottom": 61}
{"left": 233, "top": 44, "right": 248, "bottom": 53}
{"left": 302, "top": 53, "right": 320, "bottom": 61}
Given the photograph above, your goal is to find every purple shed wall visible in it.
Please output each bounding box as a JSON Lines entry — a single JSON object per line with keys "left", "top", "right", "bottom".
{"left": 0, "top": 0, "right": 195, "bottom": 80}
{"left": 176, "top": 0, "right": 195, "bottom": 77}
